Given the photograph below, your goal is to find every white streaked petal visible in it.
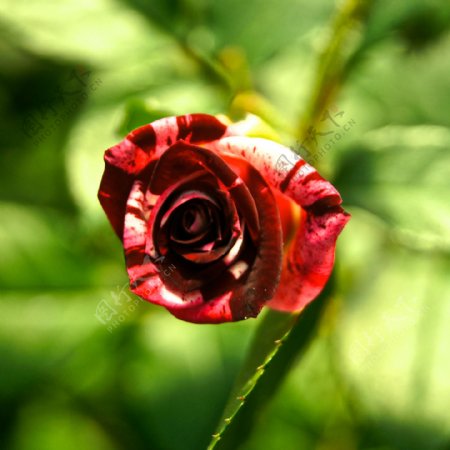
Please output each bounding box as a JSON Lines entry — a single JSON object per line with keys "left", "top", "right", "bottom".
{"left": 228, "top": 260, "right": 249, "bottom": 280}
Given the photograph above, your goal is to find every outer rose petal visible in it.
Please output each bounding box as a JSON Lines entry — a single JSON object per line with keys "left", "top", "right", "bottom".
{"left": 99, "top": 113, "right": 350, "bottom": 323}
{"left": 124, "top": 142, "right": 283, "bottom": 323}
{"left": 207, "top": 136, "right": 350, "bottom": 312}
{"left": 98, "top": 114, "right": 229, "bottom": 239}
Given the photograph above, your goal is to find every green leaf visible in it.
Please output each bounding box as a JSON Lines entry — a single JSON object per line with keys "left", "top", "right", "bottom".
{"left": 210, "top": 0, "right": 335, "bottom": 67}
{"left": 353, "top": 0, "right": 450, "bottom": 55}
{"left": 0, "top": 0, "right": 165, "bottom": 65}
{"left": 208, "top": 276, "right": 334, "bottom": 449}
{"left": 0, "top": 203, "right": 92, "bottom": 289}
{"left": 334, "top": 239, "right": 450, "bottom": 448}
{"left": 334, "top": 125, "right": 450, "bottom": 251}
{"left": 0, "top": 51, "right": 83, "bottom": 211}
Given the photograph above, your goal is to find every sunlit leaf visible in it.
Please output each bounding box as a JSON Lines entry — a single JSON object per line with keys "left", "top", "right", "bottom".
{"left": 334, "top": 125, "right": 450, "bottom": 251}
{"left": 0, "top": 203, "right": 91, "bottom": 289}
{"left": 335, "top": 234, "right": 450, "bottom": 449}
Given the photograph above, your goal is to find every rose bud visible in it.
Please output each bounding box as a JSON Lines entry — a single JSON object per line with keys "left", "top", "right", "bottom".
{"left": 98, "top": 114, "right": 350, "bottom": 323}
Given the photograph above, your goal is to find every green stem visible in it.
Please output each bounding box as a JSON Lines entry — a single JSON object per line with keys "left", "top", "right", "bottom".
{"left": 124, "top": 0, "right": 234, "bottom": 93}
{"left": 210, "top": 274, "right": 336, "bottom": 450}
{"left": 297, "top": 0, "right": 374, "bottom": 163}
{"left": 177, "top": 40, "right": 235, "bottom": 92}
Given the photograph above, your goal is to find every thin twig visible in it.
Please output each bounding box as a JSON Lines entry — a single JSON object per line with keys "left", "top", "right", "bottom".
{"left": 296, "top": 0, "right": 374, "bottom": 161}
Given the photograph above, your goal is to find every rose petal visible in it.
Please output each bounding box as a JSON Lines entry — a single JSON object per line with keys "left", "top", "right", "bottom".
{"left": 152, "top": 143, "right": 283, "bottom": 317}
{"left": 208, "top": 136, "right": 350, "bottom": 311}
{"left": 149, "top": 141, "right": 260, "bottom": 240}
{"left": 100, "top": 114, "right": 349, "bottom": 323}
{"left": 98, "top": 114, "right": 229, "bottom": 239}
{"left": 223, "top": 157, "right": 283, "bottom": 319}
{"left": 268, "top": 205, "right": 349, "bottom": 311}
{"left": 123, "top": 181, "right": 242, "bottom": 323}
{"left": 124, "top": 180, "right": 206, "bottom": 310}
{"left": 207, "top": 136, "right": 342, "bottom": 206}
{"left": 124, "top": 142, "right": 283, "bottom": 322}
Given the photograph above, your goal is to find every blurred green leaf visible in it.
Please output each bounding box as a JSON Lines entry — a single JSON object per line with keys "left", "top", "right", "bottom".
{"left": 334, "top": 239, "right": 450, "bottom": 449}
{"left": 0, "top": 46, "right": 85, "bottom": 210}
{"left": 210, "top": 0, "right": 335, "bottom": 67}
{"left": 0, "top": 0, "right": 166, "bottom": 65}
{"left": 334, "top": 125, "right": 450, "bottom": 251}
{"left": 352, "top": 0, "right": 450, "bottom": 57}
{"left": 0, "top": 203, "right": 93, "bottom": 289}
{"left": 9, "top": 400, "right": 116, "bottom": 450}
{"left": 121, "top": 0, "right": 335, "bottom": 68}
{"left": 343, "top": 36, "right": 450, "bottom": 134}
{"left": 122, "top": 314, "right": 255, "bottom": 450}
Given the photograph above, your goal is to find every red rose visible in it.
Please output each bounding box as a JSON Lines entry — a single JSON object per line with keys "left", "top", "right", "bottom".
{"left": 98, "top": 114, "right": 350, "bottom": 323}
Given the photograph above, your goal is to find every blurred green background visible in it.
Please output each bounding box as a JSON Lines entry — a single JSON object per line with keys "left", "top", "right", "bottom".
{"left": 1, "top": 0, "right": 449, "bottom": 449}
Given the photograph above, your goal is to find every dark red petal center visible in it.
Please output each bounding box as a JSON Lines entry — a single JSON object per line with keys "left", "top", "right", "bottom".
{"left": 169, "top": 198, "right": 221, "bottom": 248}
{"left": 182, "top": 205, "right": 209, "bottom": 235}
